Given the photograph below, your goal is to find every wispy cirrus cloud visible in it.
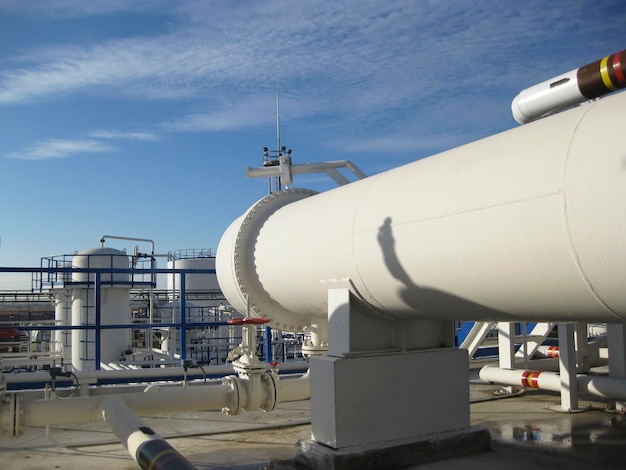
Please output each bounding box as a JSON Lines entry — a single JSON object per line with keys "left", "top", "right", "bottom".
{"left": 161, "top": 92, "right": 325, "bottom": 133}
{"left": 5, "top": 139, "right": 115, "bottom": 160}
{"left": 0, "top": 0, "right": 173, "bottom": 19}
{"left": 90, "top": 130, "right": 161, "bottom": 141}
{"left": 0, "top": 0, "right": 623, "bottom": 153}
{"left": 0, "top": 2, "right": 513, "bottom": 111}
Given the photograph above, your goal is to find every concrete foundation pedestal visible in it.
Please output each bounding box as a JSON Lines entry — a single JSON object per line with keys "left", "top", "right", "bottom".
{"left": 296, "top": 348, "right": 490, "bottom": 468}
{"left": 295, "top": 427, "right": 490, "bottom": 470}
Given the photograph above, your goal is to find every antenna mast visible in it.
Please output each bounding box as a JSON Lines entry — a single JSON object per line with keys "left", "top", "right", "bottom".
{"left": 276, "top": 88, "right": 280, "bottom": 164}
{"left": 262, "top": 88, "right": 292, "bottom": 194}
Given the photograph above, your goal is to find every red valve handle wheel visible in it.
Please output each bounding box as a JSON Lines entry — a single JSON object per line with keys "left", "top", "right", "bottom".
{"left": 227, "top": 317, "right": 271, "bottom": 325}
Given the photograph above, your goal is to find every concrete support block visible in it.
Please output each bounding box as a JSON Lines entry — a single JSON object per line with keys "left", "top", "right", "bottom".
{"left": 295, "top": 427, "right": 490, "bottom": 470}
{"left": 308, "top": 348, "right": 473, "bottom": 449}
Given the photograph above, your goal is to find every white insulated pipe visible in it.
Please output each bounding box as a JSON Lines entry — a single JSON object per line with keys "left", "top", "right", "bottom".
{"left": 100, "top": 396, "right": 196, "bottom": 470}
{"left": 479, "top": 365, "right": 626, "bottom": 402}
{"left": 512, "top": 50, "right": 626, "bottom": 124}
{"left": 217, "top": 91, "right": 626, "bottom": 332}
{"left": 2, "top": 370, "right": 310, "bottom": 435}
{"left": 535, "top": 345, "right": 560, "bottom": 358}
{"left": 20, "top": 383, "right": 232, "bottom": 428}
{"left": 1, "top": 361, "right": 309, "bottom": 385}
{"left": 276, "top": 371, "right": 310, "bottom": 403}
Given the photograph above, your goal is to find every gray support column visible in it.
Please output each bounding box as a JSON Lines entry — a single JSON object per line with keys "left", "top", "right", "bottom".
{"left": 607, "top": 323, "right": 626, "bottom": 411}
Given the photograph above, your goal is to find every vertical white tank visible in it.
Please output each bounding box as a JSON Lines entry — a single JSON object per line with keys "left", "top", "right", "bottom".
{"left": 71, "top": 247, "right": 131, "bottom": 372}
{"left": 51, "top": 261, "right": 73, "bottom": 359}
{"left": 166, "top": 250, "right": 237, "bottom": 364}
{"left": 166, "top": 251, "right": 219, "bottom": 293}
{"left": 52, "top": 289, "right": 72, "bottom": 359}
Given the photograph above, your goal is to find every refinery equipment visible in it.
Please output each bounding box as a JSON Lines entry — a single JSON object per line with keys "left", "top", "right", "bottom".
{"left": 0, "top": 239, "right": 310, "bottom": 468}
{"left": 0, "top": 50, "right": 625, "bottom": 469}
{"left": 216, "top": 50, "right": 626, "bottom": 467}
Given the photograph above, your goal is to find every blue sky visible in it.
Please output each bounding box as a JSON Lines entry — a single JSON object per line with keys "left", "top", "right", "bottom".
{"left": 1, "top": 0, "right": 625, "bottom": 287}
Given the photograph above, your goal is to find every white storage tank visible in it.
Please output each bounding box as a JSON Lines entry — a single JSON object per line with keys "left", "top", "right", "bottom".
{"left": 166, "top": 249, "right": 219, "bottom": 293}
{"left": 52, "top": 289, "right": 72, "bottom": 357}
{"left": 166, "top": 249, "right": 239, "bottom": 364}
{"left": 71, "top": 247, "right": 131, "bottom": 372}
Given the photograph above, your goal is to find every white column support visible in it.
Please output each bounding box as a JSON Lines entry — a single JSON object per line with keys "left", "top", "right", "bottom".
{"left": 327, "top": 286, "right": 399, "bottom": 356}
{"left": 574, "top": 322, "right": 588, "bottom": 372}
{"left": 327, "top": 284, "right": 453, "bottom": 357}
{"left": 557, "top": 322, "right": 579, "bottom": 411}
{"left": 298, "top": 285, "right": 489, "bottom": 468}
{"left": 497, "top": 322, "right": 520, "bottom": 394}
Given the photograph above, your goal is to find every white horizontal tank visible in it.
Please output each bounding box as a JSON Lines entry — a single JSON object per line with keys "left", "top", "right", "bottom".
{"left": 217, "top": 90, "right": 626, "bottom": 332}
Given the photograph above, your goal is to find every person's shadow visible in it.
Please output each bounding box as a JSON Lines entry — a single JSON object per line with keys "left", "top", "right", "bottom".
{"left": 377, "top": 216, "right": 509, "bottom": 321}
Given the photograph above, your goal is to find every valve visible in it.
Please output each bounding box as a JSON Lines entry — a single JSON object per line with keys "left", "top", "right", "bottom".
{"left": 49, "top": 367, "right": 72, "bottom": 381}
{"left": 181, "top": 359, "right": 206, "bottom": 386}
{"left": 227, "top": 317, "right": 270, "bottom": 365}
{"left": 224, "top": 316, "right": 272, "bottom": 412}
{"left": 47, "top": 367, "right": 79, "bottom": 396}
{"left": 269, "top": 361, "right": 282, "bottom": 376}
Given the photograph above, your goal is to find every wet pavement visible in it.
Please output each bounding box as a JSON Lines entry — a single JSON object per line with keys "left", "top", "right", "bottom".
{"left": 1, "top": 379, "right": 625, "bottom": 469}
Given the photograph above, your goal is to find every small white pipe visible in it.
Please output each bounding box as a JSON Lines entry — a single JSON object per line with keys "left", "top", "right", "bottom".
{"left": 479, "top": 365, "right": 626, "bottom": 402}
{"left": 1, "top": 355, "right": 64, "bottom": 368}
{"left": 536, "top": 345, "right": 560, "bottom": 358}
{"left": 22, "top": 382, "right": 233, "bottom": 428}
{"left": 277, "top": 371, "right": 310, "bottom": 402}
{"left": 100, "top": 395, "right": 196, "bottom": 470}
{"left": 6, "top": 369, "right": 311, "bottom": 431}
{"left": 2, "top": 361, "right": 310, "bottom": 384}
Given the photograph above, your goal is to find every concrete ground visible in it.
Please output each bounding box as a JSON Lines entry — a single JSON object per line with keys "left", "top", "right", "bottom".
{"left": 1, "top": 379, "right": 625, "bottom": 469}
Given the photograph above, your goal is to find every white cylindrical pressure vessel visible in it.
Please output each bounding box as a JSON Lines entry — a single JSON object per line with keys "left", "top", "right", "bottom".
{"left": 166, "top": 254, "right": 219, "bottom": 292}
{"left": 217, "top": 90, "right": 626, "bottom": 333}
{"left": 71, "top": 247, "right": 131, "bottom": 371}
{"left": 52, "top": 289, "right": 72, "bottom": 356}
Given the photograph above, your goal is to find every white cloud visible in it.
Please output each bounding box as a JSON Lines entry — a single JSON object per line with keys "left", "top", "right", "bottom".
{"left": 90, "top": 130, "right": 161, "bottom": 141}
{"left": 0, "top": 0, "right": 623, "bottom": 147}
{"left": 0, "top": 0, "right": 173, "bottom": 19}
{"left": 0, "top": 2, "right": 505, "bottom": 108}
{"left": 6, "top": 139, "right": 115, "bottom": 160}
{"left": 161, "top": 92, "right": 323, "bottom": 133}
